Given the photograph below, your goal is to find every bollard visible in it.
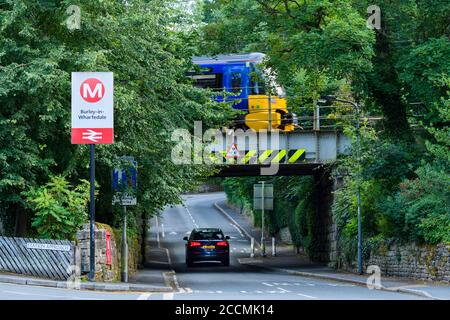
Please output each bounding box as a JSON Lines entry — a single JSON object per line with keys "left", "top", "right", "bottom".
{"left": 250, "top": 237, "right": 255, "bottom": 258}
{"left": 272, "top": 237, "right": 276, "bottom": 256}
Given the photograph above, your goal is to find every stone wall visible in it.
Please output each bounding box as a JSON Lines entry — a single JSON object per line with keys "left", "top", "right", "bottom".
{"left": 333, "top": 242, "right": 450, "bottom": 282}
{"left": 368, "top": 243, "right": 450, "bottom": 282}
{"left": 76, "top": 223, "right": 120, "bottom": 282}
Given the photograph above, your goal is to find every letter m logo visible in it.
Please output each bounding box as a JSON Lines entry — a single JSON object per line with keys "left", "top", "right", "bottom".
{"left": 80, "top": 78, "right": 105, "bottom": 103}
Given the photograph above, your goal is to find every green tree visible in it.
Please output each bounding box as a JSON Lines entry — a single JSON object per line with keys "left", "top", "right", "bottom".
{"left": 0, "top": 0, "right": 231, "bottom": 236}
{"left": 22, "top": 175, "right": 90, "bottom": 240}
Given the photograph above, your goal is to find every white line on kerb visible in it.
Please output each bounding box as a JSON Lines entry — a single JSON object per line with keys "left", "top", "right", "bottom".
{"left": 137, "top": 293, "right": 152, "bottom": 300}
{"left": 163, "top": 293, "right": 174, "bottom": 300}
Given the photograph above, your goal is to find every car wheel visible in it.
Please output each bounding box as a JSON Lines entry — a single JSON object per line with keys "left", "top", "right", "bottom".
{"left": 222, "top": 257, "right": 230, "bottom": 266}
{"left": 186, "top": 258, "right": 194, "bottom": 267}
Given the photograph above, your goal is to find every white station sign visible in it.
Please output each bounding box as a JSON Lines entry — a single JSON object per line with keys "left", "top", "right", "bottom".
{"left": 71, "top": 72, "right": 114, "bottom": 144}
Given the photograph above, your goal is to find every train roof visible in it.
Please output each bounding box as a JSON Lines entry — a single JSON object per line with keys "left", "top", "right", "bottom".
{"left": 192, "top": 52, "right": 265, "bottom": 65}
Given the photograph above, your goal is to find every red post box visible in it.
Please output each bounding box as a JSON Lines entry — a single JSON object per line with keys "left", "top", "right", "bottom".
{"left": 106, "top": 231, "right": 112, "bottom": 265}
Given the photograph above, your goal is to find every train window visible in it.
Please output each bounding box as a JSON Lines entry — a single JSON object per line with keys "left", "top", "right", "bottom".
{"left": 231, "top": 72, "right": 242, "bottom": 93}
{"left": 249, "top": 68, "right": 266, "bottom": 95}
{"left": 251, "top": 81, "right": 266, "bottom": 95}
{"left": 190, "top": 73, "right": 223, "bottom": 91}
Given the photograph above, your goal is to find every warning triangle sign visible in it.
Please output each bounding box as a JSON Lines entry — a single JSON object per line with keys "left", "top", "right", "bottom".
{"left": 226, "top": 143, "right": 240, "bottom": 158}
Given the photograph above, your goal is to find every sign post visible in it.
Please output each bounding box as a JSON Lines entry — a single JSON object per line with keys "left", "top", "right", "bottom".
{"left": 112, "top": 156, "right": 137, "bottom": 283}
{"left": 254, "top": 183, "right": 273, "bottom": 257}
{"left": 71, "top": 72, "right": 114, "bottom": 282}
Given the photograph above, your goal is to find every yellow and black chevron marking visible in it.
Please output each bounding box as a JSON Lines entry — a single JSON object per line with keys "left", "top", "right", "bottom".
{"left": 208, "top": 149, "right": 305, "bottom": 165}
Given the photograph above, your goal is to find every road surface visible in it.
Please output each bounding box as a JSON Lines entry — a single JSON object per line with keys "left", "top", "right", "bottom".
{"left": 144, "top": 192, "right": 425, "bottom": 300}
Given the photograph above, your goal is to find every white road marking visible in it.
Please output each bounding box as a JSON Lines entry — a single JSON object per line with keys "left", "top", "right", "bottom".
{"left": 164, "top": 248, "right": 172, "bottom": 266}
{"left": 163, "top": 293, "right": 174, "bottom": 300}
{"left": 277, "top": 287, "right": 291, "bottom": 293}
{"left": 297, "top": 293, "right": 318, "bottom": 299}
{"left": 137, "top": 293, "right": 152, "bottom": 300}
{"left": 161, "top": 223, "right": 165, "bottom": 238}
{"left": 185, "top": 206, "right": 199, "bottom": 228}
{"left": 230, "top": 223, "right": 245, "bottom": 237}
{"left": 262, "top": 282, "right": 273, "bottom": 287}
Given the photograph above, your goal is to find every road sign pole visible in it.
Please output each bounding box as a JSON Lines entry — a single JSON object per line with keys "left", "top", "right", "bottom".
{"left": 272, "top": 237, "right": 276, "bottom": 256}
{"left": 88, "top": 144, "right": 96, "bottom": 282}
{"left": 121, "top": 204, "right": 128, "bottom": 282}
{"left": 260, "top": 181, "right": 266, "bottom": 257}
{"left": 250, "top": 237, "right": 255, "bottom": 258}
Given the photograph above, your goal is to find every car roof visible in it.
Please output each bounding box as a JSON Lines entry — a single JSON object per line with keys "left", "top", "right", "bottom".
{"left": 192, "top": 228, "right": 222, "bottom": 233}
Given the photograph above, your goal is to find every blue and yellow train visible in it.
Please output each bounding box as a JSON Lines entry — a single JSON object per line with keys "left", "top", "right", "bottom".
{"left": 190, "top": 53, "right": 297, "bottom": 132}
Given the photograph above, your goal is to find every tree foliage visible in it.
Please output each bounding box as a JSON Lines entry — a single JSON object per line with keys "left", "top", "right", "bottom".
{"left": 200, "top": 0, "right": 450, "bottom": 250}
{"left": 0, "top": 0, "right": 231, "bottom": 237}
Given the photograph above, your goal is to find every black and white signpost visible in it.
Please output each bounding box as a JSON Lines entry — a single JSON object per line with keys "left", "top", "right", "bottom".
{"left": 254, "top": 183, "right": 273, "bottom": 257}
{"left": 71, "top": 72, "right": 114, "bottom": 282}
{"left": 112, "top": 156, "right": 137, "bottom": 282}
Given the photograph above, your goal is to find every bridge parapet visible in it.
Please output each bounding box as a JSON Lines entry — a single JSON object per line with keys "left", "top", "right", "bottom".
{"left": 209, "top": 130, "right": 351, "bottom": 165}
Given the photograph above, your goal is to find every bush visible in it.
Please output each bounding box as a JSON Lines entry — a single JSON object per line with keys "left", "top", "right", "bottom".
{"left": 22, "top": 176, "right": 91, "bottom": 240}
{"left": 381, "top": 163, "right": 450, "bottom": 244}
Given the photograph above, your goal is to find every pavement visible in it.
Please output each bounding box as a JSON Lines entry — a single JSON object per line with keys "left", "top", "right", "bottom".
{"left": 1, "top": 192, "right": 448, "bottom": 300}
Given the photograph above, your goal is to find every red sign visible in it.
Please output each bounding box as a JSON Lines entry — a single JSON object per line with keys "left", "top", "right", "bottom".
{"left": 71, "top": 128, "right": 114, "bottom": 144}
{"left": 80, "top": 78, "right": 105, "bottom": 103}
{"left": 226, "top": 143, "right": 240, "bottom": 159}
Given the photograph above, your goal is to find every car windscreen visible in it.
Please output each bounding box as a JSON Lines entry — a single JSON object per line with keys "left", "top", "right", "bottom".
{"left": 192, "top": 231, "right": 224, "bottom": 240}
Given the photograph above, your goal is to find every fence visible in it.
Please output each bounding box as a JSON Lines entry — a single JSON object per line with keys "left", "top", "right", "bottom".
{"left": 0, "top": 236, "right": 77, "bottom": 280}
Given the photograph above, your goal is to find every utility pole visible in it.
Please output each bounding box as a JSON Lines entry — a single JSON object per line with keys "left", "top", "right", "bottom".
{"left": 121, "top": 202, "right": 128, "bottom": 282}
{"left": 268, "top": 92, "right": 272, "bottom": 132}
{"left": 355, "top": 102, "right": 362, "bottom": 275}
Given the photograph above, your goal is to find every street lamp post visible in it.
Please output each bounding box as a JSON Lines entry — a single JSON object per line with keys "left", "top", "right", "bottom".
{"left": 319, "top": 95, "right": 363, "bottom": 274}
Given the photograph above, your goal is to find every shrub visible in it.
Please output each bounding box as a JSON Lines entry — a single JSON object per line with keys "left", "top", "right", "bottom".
{"left": 22, "top": 175, "right": 91, "bottom": 240}
{"left": 380, "top": 164, "right": 450, "bottom": 244}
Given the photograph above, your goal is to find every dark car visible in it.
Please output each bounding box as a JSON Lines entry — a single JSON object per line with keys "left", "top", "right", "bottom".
{"left": 184, "top": 228, "right": 230, "bottom": 267}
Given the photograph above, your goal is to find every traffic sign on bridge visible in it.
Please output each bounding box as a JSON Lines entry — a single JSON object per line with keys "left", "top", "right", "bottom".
{"left": 71, "top": 72, "right": 114, "bottom": 144}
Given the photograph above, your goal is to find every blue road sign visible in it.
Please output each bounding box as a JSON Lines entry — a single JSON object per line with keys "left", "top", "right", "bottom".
{"left": 112, "top": 156, "right": 137, "bottom": 205}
